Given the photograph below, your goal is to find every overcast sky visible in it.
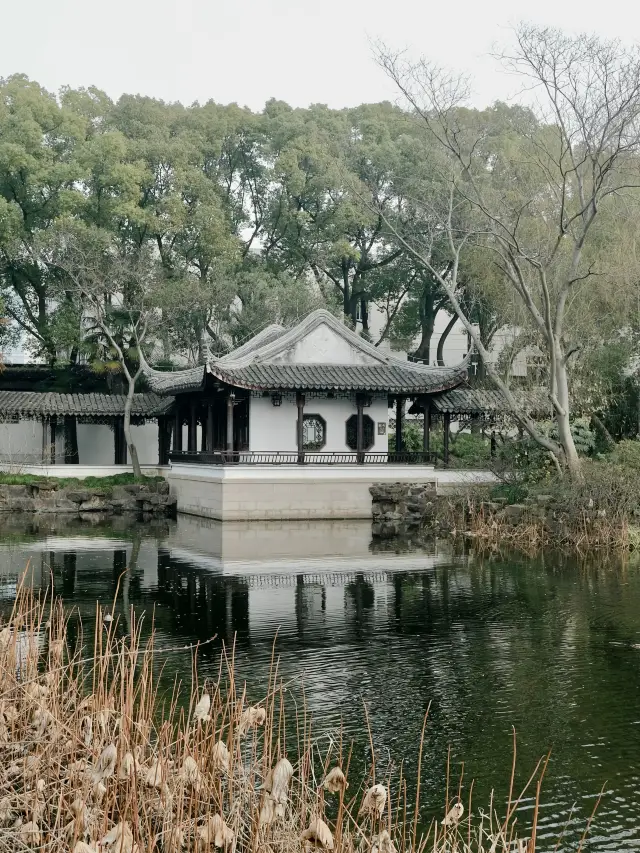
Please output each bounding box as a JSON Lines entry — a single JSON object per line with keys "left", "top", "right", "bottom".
{"left": 2, "top": 0, "right": 638, "bottom": 111}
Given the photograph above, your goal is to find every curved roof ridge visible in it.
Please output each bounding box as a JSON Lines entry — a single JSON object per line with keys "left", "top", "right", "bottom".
{"left": 218, "top": 323, "right": 286, "bottom": 363}
{"left": 142, "top": 308, "right": 470, "bottom": 395}
{"left": 217, "top": 308, "right": 470, "bottom": 375}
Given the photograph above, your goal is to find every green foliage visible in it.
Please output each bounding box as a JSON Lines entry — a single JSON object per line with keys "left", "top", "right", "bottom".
{"left": 546, "top": 456, "right": 640, "bottom": 519}
{"left": 0, "top": 472, "right": 162, "bottom": 488}
{"left": 389, "top": 419, "right": 492, "bottom": 468}
{"left": 600, "top": 439, "right": 640, "bottom": 468}
{"left": 489, "top": 481, "right": 530, "bottom": 504}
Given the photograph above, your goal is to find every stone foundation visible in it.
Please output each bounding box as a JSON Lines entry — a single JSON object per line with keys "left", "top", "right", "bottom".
{"left": 0, "top": 480, "right": 177, "bottom": 518}
{"left": 370, "top": 482, "right": 438, "bottom": 538}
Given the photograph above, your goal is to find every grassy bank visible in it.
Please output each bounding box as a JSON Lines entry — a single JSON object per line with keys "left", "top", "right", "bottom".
{"left": 0, "top": 576, "right": 599, "bottom": 853}
{"left": 454, "top": 440, "right": 640, "bottom": 551}
{"left": 0, "top": 472, "right": 164, "bottom": 488}
{"left": 0, "top": 472, "right": 165, "bottom": 495}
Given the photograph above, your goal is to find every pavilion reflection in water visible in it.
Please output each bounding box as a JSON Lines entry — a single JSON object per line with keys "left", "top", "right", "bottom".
{"left": 0, "top": 516, "right": 470, "bottom": 650}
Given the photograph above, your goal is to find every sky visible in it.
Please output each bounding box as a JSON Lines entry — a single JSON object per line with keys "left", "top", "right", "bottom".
{"left": 2, "top": 0, "right": 639, "bottom": 112}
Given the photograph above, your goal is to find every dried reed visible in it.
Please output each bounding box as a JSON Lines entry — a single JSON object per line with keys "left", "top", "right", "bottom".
{"left": 0, "top": 570, "right": 598, "bottom": 853}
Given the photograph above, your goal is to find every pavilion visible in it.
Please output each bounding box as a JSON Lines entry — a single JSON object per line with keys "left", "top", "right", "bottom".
{"left": 144, "top": 309, "right": 469, "bottom": 466}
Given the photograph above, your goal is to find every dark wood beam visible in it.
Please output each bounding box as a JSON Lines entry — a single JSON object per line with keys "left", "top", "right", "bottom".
{"left": 443, "top": 412, "right": 450, "bottom": 465}
{"left": 114, "top": 417, "right": 126, "bottom": 465}
{"left": 226, "top": 392, "right": 235, "bottom": 452}
{"left": 206, "top": 402, "right": 214, "bottom": 452}
{"left": 423, "top": 398, "right": 431, "bottom": 455}
{"left": 297, "top": 392, "right": 305, "bottom": 464}
{"left": 356, "top": 394, "right": 364, "bottom": 464}
{"left": 188, "top": 401, "right": 197, "bottom": 452}
{"left": 173, "top": 406, "right": 183, "bottom": 452}
{"left": 395, "top": 396, "right": 404, "bottom": 452}
{"left": 64, "top": 415, "right": 79, "bottom": 464}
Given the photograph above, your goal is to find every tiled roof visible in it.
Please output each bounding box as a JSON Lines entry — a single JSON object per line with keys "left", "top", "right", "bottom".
{"left": 218, "top": 324, "right": 286, "bottom": 362}
{"left": 0, "top": 392, "right": 174, "bottom": 419}
{"left": 208, "top": 362, "right": 466, "bottom": 393}
{"left": 143, "top": 309, "right": 469, "bottom": 396}
{"left": 144, "top": 365, "right": 205, "bottom": 395}
{"left": 432, "top": 387, "right": 551, "bottom": 415}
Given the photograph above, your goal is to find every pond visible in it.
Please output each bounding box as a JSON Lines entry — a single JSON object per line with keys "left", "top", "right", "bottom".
{"left": 1, "top": 512, "right": 640, "bottom": 851}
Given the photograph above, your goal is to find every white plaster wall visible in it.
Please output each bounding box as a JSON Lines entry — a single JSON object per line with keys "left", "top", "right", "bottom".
{"left": 73, "top": 422, "right": 159, "bottom": 465}
{"left": 77, "top": 424, "right": 113, "bottom": 465}
{"left": 168, "top": 464, "right": 494, "bottom": 521}
{"left": 249, "top": 396, "right": 299, "bottom": 451}
{"left": 277, "top": 324, "right": 379, "bottom": 365}
{"left": 0, "top": 419, "right": 44, "bottom": 463}
{"left": 249, "top": 395, "right": 389, "bottom": 453}
{"left": 131, "top": 423, "right": 159, "bottom": 464}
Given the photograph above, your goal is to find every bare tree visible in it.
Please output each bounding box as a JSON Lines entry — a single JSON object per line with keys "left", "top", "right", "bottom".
{"left": 47, "top": 231, "right": 161, "bottom": 477}
{"left": 377, "top": 26, "right": 640, "bottom": 476}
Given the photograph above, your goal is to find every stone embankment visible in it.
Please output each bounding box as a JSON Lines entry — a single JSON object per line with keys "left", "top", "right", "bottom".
{"left": 0, "top": 480, "right": 176, "bottom": 518}
{"left": 371, "top": 482, "right": 441, "bottom": 538}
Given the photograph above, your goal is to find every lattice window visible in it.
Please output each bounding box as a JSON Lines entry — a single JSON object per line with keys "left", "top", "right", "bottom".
{"left": 345, "top": 414, "right": 374, "bottom": 451}
{"left": 301, "top": 414, "right": 326, "bottom": 450}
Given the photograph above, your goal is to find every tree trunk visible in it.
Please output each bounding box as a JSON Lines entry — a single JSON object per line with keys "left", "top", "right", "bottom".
{"left": 554, "top": 346, "right": 581, "bottom": 477}
{"left": 436, "top": 313, "right": 458, "bottom": 366}
{"left": 124, "top": 380, "right": 142, "bottom": 478}
{"left": 360, "top": 298, "right": 369, "bottom": 335}
{"left": 342, "top": 262, "right": 350, "bottom": 317}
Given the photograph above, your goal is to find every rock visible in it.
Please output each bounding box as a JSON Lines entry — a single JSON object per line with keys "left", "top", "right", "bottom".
{"left": 0, "top": 484, "right": 30, "bottom": 498}
{"left": 535, "top": 494, "right": 553, "bottom": 505}
{"left": 36, "top": 498, "right": 79, "bottom": 513}
{"left": 65, "top": 490, "right": 91, "bottom": 504}
{"left": 79, "top": 496, "right": 111, "bottom": 512}
{"left": 137, "top": 493, "right": 161, "bottom": 505}
{"left": 34, "top": 480, "right": 58, "bottom": 491}
{"left": 0, "top": 497, "right": 36, "bottom": 512}
{"left": 0, "top": 478, "right": 174, "bottom": 518}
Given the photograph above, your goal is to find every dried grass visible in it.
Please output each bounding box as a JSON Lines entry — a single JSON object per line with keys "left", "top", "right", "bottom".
{"left": 0, "top": 571, "right": 600, "bottom": 853}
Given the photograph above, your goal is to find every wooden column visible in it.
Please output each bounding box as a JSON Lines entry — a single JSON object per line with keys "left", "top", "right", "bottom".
{"left": 49, "top": 416, "right": 57, "bottom": 464}
{"left": 356, "top": 394, "right": 365, "bottom": 464}
{"left": 206, "top": 402, "right": 214, "bottom": 452}
{"left": 41, "top": 417, "right": 49, "bottom": 463}
{"left": 188, "top": 401, "right": 197, "bottom": 452}
{"left": 296, "top": 392, "right": 305, "bottom": 464}
{"left": 114, "top": 418, "right": 127, "bottom": 465}
{"left": 158, "top": 417, "right": 169, "bottom": 465}
{"left": 64, "top": 416, "right": 79, "bottom": 464}
{"left": 443, "top": 412, "right": 451, "bottom": 465}
{"left": 423, "top": 398, "right": 431, "bottom": 457}
{"left": 395, "top": 396, "right": 404, "bottom": 453}
{"left": 226, "top": 392, "right": 235, "bottom": 453}
{"left": 173, "top": 406, "right": 182, "bottom": 452}
{"left": 490, "top": 430, "right": 497, "bottom": 458}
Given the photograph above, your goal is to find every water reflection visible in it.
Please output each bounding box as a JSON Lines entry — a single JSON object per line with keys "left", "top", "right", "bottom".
{"left": 1, "top": 514, "right": 640, "bottom": 850}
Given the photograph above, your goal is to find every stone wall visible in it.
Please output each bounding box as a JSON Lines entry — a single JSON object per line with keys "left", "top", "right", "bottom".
{"left": 370, "top": 482, "right": 439, "bottom": 538}
{"left": 0, "top": 480, "right": 176, "bottom": 518}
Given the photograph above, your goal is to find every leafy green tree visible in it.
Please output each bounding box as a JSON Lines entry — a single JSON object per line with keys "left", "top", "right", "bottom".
{"left": 0, "top": 76, "right": 87, "bottom": 361}
{"left": 261, "top": 101, "right": 413, "bottom": 328}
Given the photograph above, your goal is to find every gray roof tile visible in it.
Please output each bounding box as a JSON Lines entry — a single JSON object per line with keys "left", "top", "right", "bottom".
{"left": 432, "top": 387, "right": 551, "bottom": 414}
{"left": 209, "top": 362, "right": 466, "bottom": 393}
{"left": 0, "top": 392, "right": 174, "bottom": 419}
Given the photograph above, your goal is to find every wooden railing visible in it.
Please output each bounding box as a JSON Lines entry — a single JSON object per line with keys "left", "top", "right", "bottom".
{"left": 168, "top": 450, "right": 438, "bottom": 466}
